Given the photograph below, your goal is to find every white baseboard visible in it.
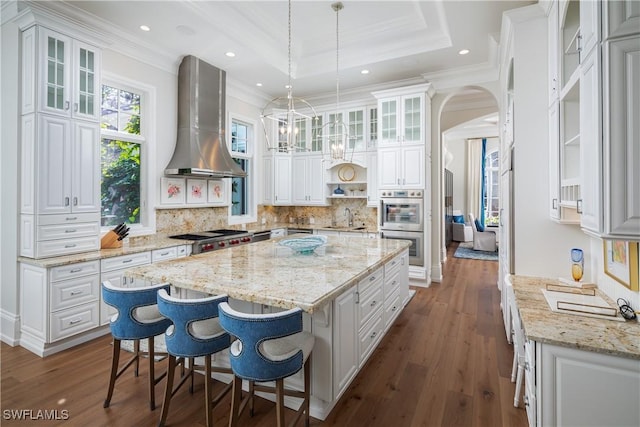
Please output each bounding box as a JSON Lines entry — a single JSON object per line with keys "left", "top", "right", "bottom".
{"left": 20, "top": 326, "right": 111, "bottom": 357}
{"left": 0, "top": 308, "right": 20, "bottom": 346}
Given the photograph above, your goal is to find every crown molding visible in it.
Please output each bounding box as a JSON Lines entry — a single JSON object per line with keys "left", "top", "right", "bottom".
{"left": 422, "top": 62, "right": 499, "bottom": 92}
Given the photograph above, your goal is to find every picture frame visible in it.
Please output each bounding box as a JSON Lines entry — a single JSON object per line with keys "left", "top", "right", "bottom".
{"left": 186, "top": 179, "right": 207, "bottom": 204}
{"left": 603, "top": 240, "right": 639, "bottom": 291}
{"left": 160, "top": 177, "right": 185, "bottom": 205}
{"left": 207, "top": 179, "right": 226, "bottom": 205}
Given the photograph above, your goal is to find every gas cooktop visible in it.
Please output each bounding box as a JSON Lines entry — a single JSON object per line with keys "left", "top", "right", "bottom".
{"left": 169, "top": 229, "right": 253, "bottom": 254}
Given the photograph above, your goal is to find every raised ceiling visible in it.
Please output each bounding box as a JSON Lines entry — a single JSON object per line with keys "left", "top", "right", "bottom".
{"left": 31, "top": 0, "right": 535, "bottom": 100}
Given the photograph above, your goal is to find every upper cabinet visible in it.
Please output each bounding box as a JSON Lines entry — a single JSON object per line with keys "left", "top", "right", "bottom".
{"left": 547, "top": 0, "right": 639, "bottom": 239}
{"left": 22, "top": 26, "right": 100, "bottom": 121}
{"left": 377, "top": 94, "right": 425, "bottom": 146}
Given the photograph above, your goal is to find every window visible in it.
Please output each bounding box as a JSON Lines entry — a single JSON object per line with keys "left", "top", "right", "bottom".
{"left": 100, "top": 79, "right": 154, "bottom": 233}
{"left": 229, "top": 116, "right": 256, "bottom": 224}
{"left": 483, "top": 149, "right": 500, "bottom": 226}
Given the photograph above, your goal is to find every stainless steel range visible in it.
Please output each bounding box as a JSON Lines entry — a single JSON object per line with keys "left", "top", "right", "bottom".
{"left": 169, "top": 229, "right": 252, "bottom": 254}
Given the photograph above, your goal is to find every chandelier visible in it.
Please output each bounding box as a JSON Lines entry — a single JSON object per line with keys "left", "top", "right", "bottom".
{"left": 323, "top": 1, "right": 354, "bottom": 163}
{"left": 261, "top": 0, "right": 318, "bottom": 153}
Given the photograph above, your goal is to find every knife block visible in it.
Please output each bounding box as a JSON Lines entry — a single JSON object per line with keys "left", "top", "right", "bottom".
{"left": 101, "top": 230, "right": 123, "bottom": 249}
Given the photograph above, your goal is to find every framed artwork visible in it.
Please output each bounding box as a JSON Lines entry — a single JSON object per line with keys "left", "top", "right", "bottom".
{"left": 186, "top": 179, "right": 207, "bottom": 204}
{"left": 603, "top": 240, "right": 639, "bottom": 291}
{"left": 160, "top": 177, "right": 185, "bottom": 205}
{"left": 207, "top": 180, "right": 226, "bottom": 205}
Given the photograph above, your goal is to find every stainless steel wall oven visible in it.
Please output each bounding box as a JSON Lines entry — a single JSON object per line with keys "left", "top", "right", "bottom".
{"left": 379, "top": 190, "right": 424, "bottom": 266}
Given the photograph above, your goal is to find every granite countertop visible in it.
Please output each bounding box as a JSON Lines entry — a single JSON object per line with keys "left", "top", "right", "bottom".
{"left": 511, "top": 275, "right": 640, "bottom": 360}
{"left": 125, "top": 235, "right": 410, "bottom": 314}
{"left": 247, "top": 223, "right": 377, "bottom": 234}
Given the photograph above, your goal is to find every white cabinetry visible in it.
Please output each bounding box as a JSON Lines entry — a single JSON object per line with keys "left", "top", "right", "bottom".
{"left": 534, "top": 342, "right": 640, "bottom": 427}
{"left": 20, "top": 260, "right": 102, "bottom": 357}
{"left": 263, "top": 154, "right": 292, "bottom": 205}
{"left": 378, "top": 144, "right": 425, "bottom": 189}
{"left": 292, "top": 154, "right": 326, "bottom": 205}
{"left": 20, "top": 25, "right": 101, "bottom": 258}
{"left": 332, "top": 286, "right": 358, "bottom": 398}
{"left": 377, "top": 94, "right": 425, "bottom": 146}
{"left": 366, "top": 150, "right": 378, "bottom": 206}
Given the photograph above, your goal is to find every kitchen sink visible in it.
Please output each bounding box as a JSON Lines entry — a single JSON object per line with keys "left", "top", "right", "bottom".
{"left": 351, "top": 227, "right": 367, "bottom": 230}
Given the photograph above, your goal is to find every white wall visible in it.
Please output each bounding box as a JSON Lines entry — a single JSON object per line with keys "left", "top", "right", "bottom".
{"left": 1, "top": 16, "right": 21, "bottom": 344}
{"left": 510, "top": 10, "right": 591, "bottom": 280}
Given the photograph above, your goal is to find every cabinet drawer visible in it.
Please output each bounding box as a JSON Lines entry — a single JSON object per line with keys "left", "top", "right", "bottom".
{"left": 385, "top": 253, "right": 403, "bottom": 276}
{"left": 37, "top": 221, "right": 100, "bottom": 241}
{"left": 176, "top": 245, "right": 189, "bottom": 257}
{"left": 51, "top": 273, "right": 99, "bottom": 311}
{"left": 359, "top": 267, "right": 383, "bottom": 293}
{"left": 37, "top": 212, "right": 100, "bottom": 226}
{"left": 152, "top": 247, "right": 178, "bottom": 262}
{"left": 50, "top": 301, "right": 99, "bottom": 342}
{"left": 384, "top": 289, "right": 401, "bottom": 329}
{"left": 36, "top": 236, "right": 100, "bottom": 258}
{"left": 101, "top": 252, "right": 151, "bottom": 272}
{"left": 50, "top": 260, "right": 100, "bottom": 282}
{"left": 359, "top": 312, "right": 384, "bottom": 367}
{"left": 384, "top": 269, "right": 401, "bottom": 297}
{"left": 358, "top": 280, "right": 383, "bottom": 329}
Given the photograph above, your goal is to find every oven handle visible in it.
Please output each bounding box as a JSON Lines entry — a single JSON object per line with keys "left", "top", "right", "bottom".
{"left": 380, "top": 200, "right": 384, "bottom": 227}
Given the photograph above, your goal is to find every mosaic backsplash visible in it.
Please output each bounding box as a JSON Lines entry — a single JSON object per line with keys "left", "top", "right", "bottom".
{"left": 156, "top": 201, "right": 378, "bottom": 234}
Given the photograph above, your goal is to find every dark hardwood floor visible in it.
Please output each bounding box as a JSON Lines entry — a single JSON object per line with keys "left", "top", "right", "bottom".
{"left": 1, "top": 243, "right": 527, "bottom": 426}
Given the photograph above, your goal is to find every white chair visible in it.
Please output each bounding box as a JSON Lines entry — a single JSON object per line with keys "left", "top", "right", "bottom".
{"left": 468, "top": 213, "right": 497, "bottom": 252}
{"left": 452, "top": 222, "right": 473, "bottom": 242}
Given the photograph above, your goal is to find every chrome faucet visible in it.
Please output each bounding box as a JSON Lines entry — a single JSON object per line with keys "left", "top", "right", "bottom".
{"left": 344, "top": 208, "right": 353, "bottom": 227}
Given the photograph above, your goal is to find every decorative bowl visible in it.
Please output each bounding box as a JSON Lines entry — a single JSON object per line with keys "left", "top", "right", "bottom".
{"left": 278, "top": 235, "right": 328, "bottom": 255}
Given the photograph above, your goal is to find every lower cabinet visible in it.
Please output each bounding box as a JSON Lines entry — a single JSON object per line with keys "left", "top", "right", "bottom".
{"left": 525, "top": 340, "right": 640, "bottom": 427}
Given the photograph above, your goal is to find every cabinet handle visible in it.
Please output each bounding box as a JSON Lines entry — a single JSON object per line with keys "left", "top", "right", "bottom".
{"left": 64, "top": 101, "right": 70, "bottom": 111}
{"left": 70, "top": 290, "right": 83, "bottom": 296}
{"left": 576, "top": 199, "right": 583, "bottom": 214}
{"left": 68, "top": 318, "right": 82, "bottom": 325}
{"left": 73, "top": 197, "right": 78, "bottom": 206}
{"left": 370, "top": 300, "right": 377, "bottom": 307}
{"left": 69, "top": 268, "right": 82, "bottom": 273}
{"left": 65, "top": 216, "right": 77, "bottom": 221}
{"left": 370, "top": 331, "right": 377, "bottom": 339}
{"left": 369, "top": 276, "right": 377, "bottom": 282}
{"left": 65, "top": 229, "right": 77, "bottom": 233}
{"left": 65, "top": 197, "right": 70, "bottom": 207}
{"left": 159, "top": 251, "right": 169, "bottom": 256}
{"left": 552, "top": 198, "right": 558, "bottom": 209}
{"left": 355, "top": 291, "right": 360, "bottom": 304}
{"left": 524, "top": 395, "right": 529, "bottom": 407}
{"left": 65, "top": 244, "right": 76, "bottom": 248}
{"left": 122, "top": 259, "right": 133, "bottom": 263}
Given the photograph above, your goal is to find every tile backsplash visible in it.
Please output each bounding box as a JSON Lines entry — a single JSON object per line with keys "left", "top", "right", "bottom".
{"left": 156, "top": 201, "right": 378, "bottom": 234}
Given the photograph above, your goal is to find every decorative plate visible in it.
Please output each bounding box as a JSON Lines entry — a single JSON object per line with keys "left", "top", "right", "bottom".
{"left": 278, "top": 235, "right": 328, "bottom": 254}
{"left": 338, "top": 164, "right": 356, "bottom": 182}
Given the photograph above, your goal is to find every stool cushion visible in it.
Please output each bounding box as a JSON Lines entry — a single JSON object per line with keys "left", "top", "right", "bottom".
{"left": 188, "top": 318, "right": 226, "bottom": 340}
{"left": 134, "top": 305, "right": 165, "bottom": 324}
{"left": 230, "top": 331, "right": 314, "bottom": 363}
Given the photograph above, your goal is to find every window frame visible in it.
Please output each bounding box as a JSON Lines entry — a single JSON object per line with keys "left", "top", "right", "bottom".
{"left": 227, "top": 112, "right": 257, "bottom": 226}
{"left": 483, "top": 148, "right": 500, "bottom": 226}
{"left": 100, "top": 73, "right": 156, "bottom": 236}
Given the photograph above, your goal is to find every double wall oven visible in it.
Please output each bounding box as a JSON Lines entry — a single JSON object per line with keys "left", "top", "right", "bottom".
{"left": 379, "top": 190, "right": 424, "bottom": 267}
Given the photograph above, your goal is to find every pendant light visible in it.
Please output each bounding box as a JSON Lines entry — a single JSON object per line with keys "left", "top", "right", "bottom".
{"left": 324, "top": 1, "right": 353, "bottom": 163}
{"left": 260, "top": 0, "right": 318, "bottom": 153}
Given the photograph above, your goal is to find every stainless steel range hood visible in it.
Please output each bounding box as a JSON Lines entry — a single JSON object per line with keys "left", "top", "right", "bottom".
{"left": 165, "top": 55, "right": 246, "bottom": 178}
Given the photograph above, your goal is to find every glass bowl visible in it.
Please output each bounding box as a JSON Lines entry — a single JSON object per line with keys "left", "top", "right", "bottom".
{"left": 278, "top": 235, "right": 328, "bottom": 255}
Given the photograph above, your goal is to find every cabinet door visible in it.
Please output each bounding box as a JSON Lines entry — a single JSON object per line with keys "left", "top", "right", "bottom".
{"left": 548, "top": 101, "right": 561, "bottom": 220}
{"left": 604, "top": 0, "right": 640, "bottom": 39}
{"left": 548, "top": 0, "right": 559, "bottom": 105}
{"left": 366, "top": 150, "right": 378, "bottom": 206}
{"left": 72, "top": 41, "right": 100, "bottom": 121}
{"left": 402, "top": 145, "right": 425, "bottom": 188}
{"left": 307, "top": 155, "right": 326, "bottom": 204}
{"left": 378, "top": 147, "right": 400, "bottom": 188}
{"left": 262, "top": 156, "right": 273, "bottom": 205}
{"left": 401, "top": 94, "right": 423, "bottom": 144}
{"left": 38, "top": 115, "right": 72, "bottom": 214}
{"left": 39, "top": 28, "right": 72, "bottom": 116}
{"left": 273, "top": 155, "right": 291, "bottom": 205}
{"left": 332, "top": 289, "right": 358, "bottom": 398}
{"left": 579, "top": 0, "right": 599, "bottom": 60}
{"left": 291, "top": 156, "right": 307, "bottom": 204}
{"left": 603, "top": 36, "right": 640, "bottom": 237}
{"left": 579, "top": 47, "right": 602, "bottom": 233}
{"left": 378, "top": 98, "right": 398, "bottom": 145}
{"left": 346, "top": 108, "right": 365, "bottom": 151}
{"left": 72, "top": 121, "right": 100, "bottom": 213}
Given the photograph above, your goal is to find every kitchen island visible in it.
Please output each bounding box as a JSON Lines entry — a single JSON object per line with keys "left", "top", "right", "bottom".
{"left": 125, "top": 234, "right": 412, "bottom": 420}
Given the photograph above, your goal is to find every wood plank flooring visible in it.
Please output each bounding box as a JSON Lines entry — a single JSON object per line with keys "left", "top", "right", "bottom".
{"left": 1, "top": 243, "right": 527, "bottom": 426}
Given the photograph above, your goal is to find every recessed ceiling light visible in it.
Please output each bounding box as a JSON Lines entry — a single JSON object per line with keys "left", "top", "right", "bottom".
{"left": 225, "top": 52, "right": 236, "bottom": 58}
{"left": 458, "top": 49, "right": 470, "bottom": 55}
{"left": 139, "top": 25, "right": 150, "bottom": 32}
{"left": 256, "top": 83, "right": 263, "bottom": 87}
{"left": 361, "top": 69, "right": 370, "bottom": 75}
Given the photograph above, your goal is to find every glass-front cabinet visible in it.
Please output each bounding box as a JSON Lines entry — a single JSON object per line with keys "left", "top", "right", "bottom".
{"left": 377, "top": 94, "right": 424, "bottom": 146}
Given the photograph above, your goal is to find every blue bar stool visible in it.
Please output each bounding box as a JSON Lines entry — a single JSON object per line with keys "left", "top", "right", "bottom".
{"left": 218, "top": 302, "right": 315, "bottom": 427}
{"left": 101, "top": 281, "right": 172, "bottom": 411}
{"left": 156, "top": 289, "right": 232, "bottom": 427}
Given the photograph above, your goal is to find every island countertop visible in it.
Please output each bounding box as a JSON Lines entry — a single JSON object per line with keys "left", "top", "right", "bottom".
{"left": 125, "top": 235, "right": 411, "bottom": 314}
{"left": 511, "top": 275, "right": 640, "bottom": 360}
